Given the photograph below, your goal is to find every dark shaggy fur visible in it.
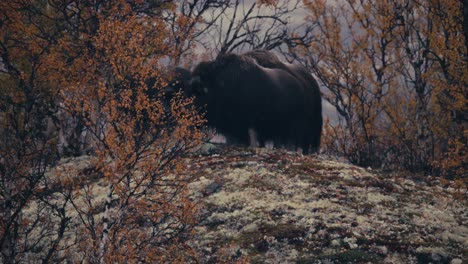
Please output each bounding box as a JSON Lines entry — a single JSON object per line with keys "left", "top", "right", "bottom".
{"left": 189, "top": 50, "right": 322, "bottom": 154}
{"left": 244, "top": 50, "right": 322, "bottom": 152}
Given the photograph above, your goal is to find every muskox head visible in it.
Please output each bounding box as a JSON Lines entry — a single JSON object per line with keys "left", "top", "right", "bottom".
{"left": 186, "top": 57, "right": 254, "bottom": 145}
{"left": 187, "top": 61, "right": 225, "bottom": 115}
{"left": 188, "top": 62, "right": 216, "bottom": 97}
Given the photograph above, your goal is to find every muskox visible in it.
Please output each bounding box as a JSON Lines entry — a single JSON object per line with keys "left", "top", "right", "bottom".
{"left": 189, "top": 50, "right": 322, "bottom": 154}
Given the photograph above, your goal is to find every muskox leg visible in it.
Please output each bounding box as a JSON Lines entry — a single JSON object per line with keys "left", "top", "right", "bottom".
{"left": 300, "top": 131, "right": 311, "bottom": 155}
{"left": 301, "top": 124, "right": 321, "bottom": 155}
{"left": 308, "top": 120, "right": 322, "bottom": 154}
{"left": 248, "top": 128, "right": 259, "bottom": 148}
{"left": 296, "top": 147, "right": 304, "bottom": 155}
{"left": 285, "top": 119, "right": 307, "bottom": 154}
{"left": 309, "top": 133, "right": 321, "bottom": 154}
{"left": 264, "top": 140, "right": 274, "bottom": 150}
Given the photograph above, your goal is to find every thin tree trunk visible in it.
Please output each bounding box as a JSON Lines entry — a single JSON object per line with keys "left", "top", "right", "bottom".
{"left": 1, "top": 187, "right": 15, "bottom": 263}
{"left": 463, "top": 0, "right": 468, "bottom": 50}
{"left": 98, "top": 183, "right": 113, "bottom": 264}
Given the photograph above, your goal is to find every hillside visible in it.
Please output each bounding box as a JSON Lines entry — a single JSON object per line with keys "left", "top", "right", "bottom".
{"left": 47, "top": 145, "right": 467, "bottom": 263}
{"left": 187, "top": 145, "right": 467, "bottom": 263}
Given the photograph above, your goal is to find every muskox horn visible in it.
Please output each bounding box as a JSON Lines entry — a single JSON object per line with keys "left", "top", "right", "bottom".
{"left": 189, "top": 75, "right": 201, "bottom": 86}
{"left": 189, "top": 75, "right": 209, "bottom": 95}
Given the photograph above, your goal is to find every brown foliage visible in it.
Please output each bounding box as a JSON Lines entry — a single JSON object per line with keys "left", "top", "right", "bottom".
{"left": 1, "top": 0, "right": 205, "bottom": 262}
{"left": 302, "top": 0, "right": 467, "bottom": 180}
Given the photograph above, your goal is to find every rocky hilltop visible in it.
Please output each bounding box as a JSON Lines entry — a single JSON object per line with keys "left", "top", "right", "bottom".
{"left": 187, "top": 145, "right": 467, "bottom": 263}
{"left": 47, "top": 145, "right": 467, "bottom": 263}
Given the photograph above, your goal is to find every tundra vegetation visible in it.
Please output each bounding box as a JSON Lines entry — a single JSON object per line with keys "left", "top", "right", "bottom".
{"left": 0, "top": 0, "right": 466, "bottom": 262}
